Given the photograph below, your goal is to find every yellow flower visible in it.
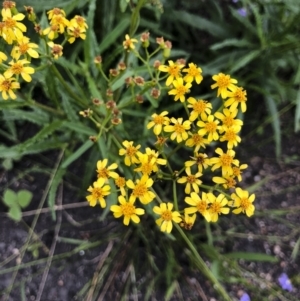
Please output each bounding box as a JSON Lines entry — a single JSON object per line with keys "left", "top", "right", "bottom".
{"left": 208, "top": 193, "right": 230, "bottom": 222}
{"left": 43, "top": 24, "right": 60, "bottom": 40}
{"left": 210, "top": 147, "right": 239, "bottom": 176}
{"left": 185, "top": 152, "right": 211, "bottom": 173}
{"left": 158, "top": 60, "right": 184, "bottom": 86}
{"left": 232, "top": 164, "right": 248, "bottom": 182}
{"left": 177, "top": 167, "right": 202, "bottom": 194}
{"left": 168, "top": 77, "right": 191, "bottom": 102}
{"left": 214, "top": 108, "right": 243, "bottom": 131}
{"left": 0, "top": 74, "right": 20, "bottom": 100}
{"left": 11, "top": 36, "right": 39, "bottom": 60}
{"left": 126, "top": 174, "right": 155, "bottom": 204}
{"left": 184, "top": 192, "right": 211, "bottom": 222}
{"left": 219, "top": 127, "right": 241, "bottom": 149}
{"left": 1, "top": 9, "right": 26, "bottom": 44}
{"left": 86, "top": 178, "right": 111, "bottom": 207}
{"left": 123, "top": 34, "right": 138, "bottom": 50}
{"left": 134, "top": 151, "right": 166, "bottom": 175}
{"left": 185, "top": 132, "right": 208, "bottom": 153}
{"left": 96, "top": 159, "right": 118, "bottom": 181}
{"left": 183, "top": 63, "right": 203, "bottom": 84}
{"left": 119, "top": 140, "right": 141, "bottom": 166}
{"left": 180, "top": 213, "right": 196, "bottom": 230}
{"left": 48, "top": 42, "right": 63, "bottom": 59}
{"left": 67, "top": 26, "right": 86, "bottom": 44}
{"left": 70, "top": 15, "right": 88, "bottom": 30}
{"left": 197, "top": 114, "right": 220, "bottom": 142}
{"left": 164, "top": 117, "right": 191, "bottom": 143}
{"left": 50, "top": 14, "right": 70, "bottom": 33}
{"left": 147, "top": 111, "right": 169, "bottom": 136}
{"left": 153, "top": 202, "right": 181, "bottom": 233}
{"left": 231, "top": 188, "right": 255, "bottom": 217}
{"left": 115, "top": 176, "right": 126, "bottom": 195}
{"left": 4, "top": 59, "right": 35, "bottom": 82}
{"left": 187, "top": 97, "right": 212, "bottom": 121}
{"left": 47, "top": 8, "right": 66, "bottom": 20}
{"left": 225, "top": 86, "right": 247, "bottom": 113}
{"left": 212, "top": 175, "right": 237, "bottom": 189}
{"left": 110, "top": 195, "right": 144, "bottom": 225}
{"left": 211, "top": 73, "right": 238, "bottom": 99}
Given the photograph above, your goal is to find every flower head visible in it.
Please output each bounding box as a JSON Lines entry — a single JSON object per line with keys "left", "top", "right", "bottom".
{"left": 147, "top": 111, "right": 169, "bottom": 136}
{"left": 184, "top": 192, "right": 211, "bottom": 222}
{"left": 96, "top": 159, "right": 118, "bottom": 181}
{"left": 185, "top": 132, "right": 208, "bottom": 153}
{"left": 177, "top": 167, "right": 202, "bottom": 194}
{"left": 4, "top": 59, "right": 35, "bottom": 82}
{"left": 164, "top": 117, "right": 191, "bottom": 143}
{"left": 158, "top": 60, "right": 184, "bottom": 86}
{"left": 185, "top": 152, "right": 211, "bottom": 173}
{"left": 183, "top": 63, "right": 203, "bottom": 84}
{"left": 180, "top": 213, "right": 196, "bottom": 230}
{"left": 208, "top": 193, "right": 230, "bottom": 222}
{"left": 240, "top": 293, "right": 250, "bottom": 301}
{"left": 153, "top": 202, "right": 181, "bottom": 233}
{"left": 225, "top": 86, "right": 247, "bottom": 113}
{"left": 110, "top": 195, "right": 144, "bottom": 225}
{"left": 211, "top": 73, "right": 238, "bottom": 99}
{"left": 231, "top": 188, "right": 255, "bottom": 217}
{"left": 0, "top": 74, "right": 20, "bottom": 100}
{"left": 123, "top": 34, "right": 138, "bottom": 51}
{"left": 119, "top": 140, "right": 141, "bottom": 166}
{"left": 278, "top": 273, "right": 293, "bottom": 292}
{"left": 168, "top": 77, "right": 191, "bottom": 102}
{"left": 86, "top": 178, "right": 111, "bottom": 208}
{"left": 187, "top": 97, "right": 212, "bottom": 121}
{"left": 197, "top": 114, "right": 220, "bottom": 142}
{"left": 11, "top": 36, "right": 39, "bottom": 60}
{"left": 48, "top": 42, "right": 63, "bottom": 59}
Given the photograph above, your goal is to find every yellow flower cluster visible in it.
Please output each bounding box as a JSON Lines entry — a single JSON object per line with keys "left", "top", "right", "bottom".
{"left": 86, "top": 33, "right": 255, "bottom": 234}
{"left": 0, "top": 1, "right": 87, "bottom": 100}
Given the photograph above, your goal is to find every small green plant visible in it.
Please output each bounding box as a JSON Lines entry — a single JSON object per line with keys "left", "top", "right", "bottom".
{"left": 2, "top": 188, "right": 33, "bottom": 221}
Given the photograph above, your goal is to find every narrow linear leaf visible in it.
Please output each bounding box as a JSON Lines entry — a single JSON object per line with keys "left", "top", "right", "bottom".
{"left": 229, "top": 49, "right": 261, "bottom": 73}
{"left": 63, "top": 121, "right": 97, "bottom": 136}
{"left": 291, "top": 236, "right": 300, "bottom": 261}
{"left": 210, "top": 39, "right": 253, "bottom": 51}
{"left": 225, "top": 252, "right": 278, "bottom": 262}
{"left": 48, "top": 168, "right": 66, "bottom": 221}
{"left": 294, "top": 88, "right": 300, "bottom": 132}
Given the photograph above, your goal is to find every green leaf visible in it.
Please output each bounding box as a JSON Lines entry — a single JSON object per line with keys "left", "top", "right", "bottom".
{"left": 210, "top": 39, "right": 253, "bottom": 51}
{"left": 229, "top": 49, "right": 261, "bottom": 73}
{"left": 291, "top": 236, "right": 300, "bottom": 262}
{"left": 3, "top": 189, "right": 17, "bottom": 207}
{"left": 120, "top": 0, "right": 129, "bottom": 12}
{"left": 98, "top": 17, "right": 130, "bottom": 54}
{"left": 265, "top": 96, "right": 281, "bottom": 158}
{"left": 17, "top": 190, "right": 33, "bottom": 209}
{"left": 225, "top": 252, "right": 278, "bottom": 262}
{"left": 294, "top": 88, "right": 300, "bottom": 132}
{"left": 8, "top": 205, "right": 22, "bottom": 222}
{"left": 62, "top": 121, "right": 96, "bottom": 136}
{"left": 48, "top": 168, "right": 66, "bottom": 221}
{"left": 61, "top": 140, "right": 94, "bottom": 169}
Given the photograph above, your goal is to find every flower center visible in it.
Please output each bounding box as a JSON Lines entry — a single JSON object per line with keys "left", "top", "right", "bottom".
{"left": 240, "top": 197, "right": 250, "bottom": 210}
{"left": 141, "top": 163, "right": 153, "bottom": 175}
{"left": 169, "top": 65, "right": 180, "bottom": 76}
{"left": 234, "top": 88, "right": 246, "bottom": 102}
{"left": 126, "top": 146, "right": 137, "bottom": 157}
{"left": 192, "top": 134, "right": 203, "bottom": 144}
{"left": 174, "top": 123, "right": 185, "bottom": 134}
{"left": 161, "top": 210, "right": 172, "bottom": 221}
{"left": 196, "top": 201, "right": 207, "bottom": 213}
{"left": 153, "top": 115, "right": 165, "bottom": 125}
{"left": 121, "top": 203, "right": 135, "bottom": 216}
{"left": 223, "top": 116, "right": 234, "bottom": 127}
{"left": 210, "top": 202, "right": 222, "bottom": 214}
{"left": 217, "top": 74, "right": 230, "bottom": 88}
{"left": 220, "top": 154, "right": 233, "bottom": 166}
{"left": 115, "top": 177, "right": 125, "bottom": 188}
{"left": 193, "top": 101, "right": 206, "bottom": 113}
{"left": 97, "top": 168, "right": 109, "bottom": 179}
{"left": 205, "top": 121, "right": 217, "bottom": 133}
{"left": 224, "top": 130, "right": 236, "bottom": 141}
{"left": 11, "top": 63, "right": 23, "bottom": 74}
{"left": 186, "top": 175, "right": 196, "bottom": 184}
{"left": 133, "top": 183, "right": 147, "bottom": 197}
{"left": 19, "top": 44, "right": 29, "bottom": 54}
{"left": 92, "top": 188, "right": 104, "bottom": 199}
{"left": 4, "top": 18, "right": 16, "bottom": 29}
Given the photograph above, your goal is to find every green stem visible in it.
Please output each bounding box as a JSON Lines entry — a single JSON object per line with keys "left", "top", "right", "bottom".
{"left": 175, "top": 224, "right": 232, "bottom": 301}
{"left": 172, "top": 180, "right": 178, "bottom": 211}
{"left": 26, "top": 99, "right": 65, "bottom": 116}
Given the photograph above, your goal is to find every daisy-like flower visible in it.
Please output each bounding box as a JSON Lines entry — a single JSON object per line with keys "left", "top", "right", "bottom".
{"left": 67, "top": 25, "right": 86, "bottom": 44}
{"left": 210, "top": 147, "right": 239, "bottom": 176}
{"left": 211, "top": 73, "right": 238, "bottom": 99}
{"left": 225, "top": 86, "right": 247, "bottom": 113}
{"left": 187, "top": 97, "right": 212, "bottom": 121}
{"left": 43, "top": 24, "right": 60, "bottom": 40}
{"left": 4, "top": 59, "right": 35, "bottom": 82}
{"left": 185, "top": 152, "right": 211, "bottom": 173}
{"left": 1, "top": 9, "right": 26, "bottom": 44}
{"left": 0, "top": 51, "right": 7, "bottom": 63}
{"left": 110, "top": 195, "right": 145, "bottom": 225}
{"left": 115, "top": 175, "right": 126, "bottom": 195}
{"left": 86, "top": 178, "right": 111, "bottom": 207}
{"left": 134, "top": 153, "right": 156, "bottom": 175}
{"left": 177, "top": 167, "right": 202, "bottom": 194}
{"left": 50, "top": 14, "right": 70, "bottom": 33}
{"left": 164, "top": 117, "right": 191, "bottom": 143}
{"left": 158, "top": 60, "right": 184, "bottom": 86}
{"left": 70, "top": 15, "right": 88, "bottom": 30}
{"left": 0, "top": 74, "right": 20, "bottom": 100}
{"left": 232, "top": 164, "right": 248, "bottom": 182}
{"left": 220, "top": 127, "right": 241, "bottom": 149}
{"left": 214, "top": 108, "right": 243, "bottom": 132}
{"left": 144, "top": 147, "right": 167, "bottom": 172}
{"left": 168, "top": 77, "right": 192, "bottom": 102}
{"left": 47, "top": 7, "right": 66, "bottom": 20}
{"left": 180, "top": 213, "right": 196, "bottom": 230}
{"left": 126, "top": 174, "right": 156, "bottom": 204}
{"left": 184, "top": 192, "right": 211, "bottom": 222}
{"left": 96, "top": 159, "right": 118, "bottom": 181}
{"left": 212, "top": 175, "right": 237, "bottom": 189}
{"left": 48, "top": 42, "right": 63, "bottom": 59}
{"left": 119, "top": 140, "right": 141, "bottom": 166}
{"left": 11, "top": 36, "right": 39, "bottom": 60}
{"left": 197, "top": 114, "right": 220, "bottom": 142}
{"left": 147, "top": 111, "right": 169, "bottom": 136}
{"left": 182, "top": 63, "right": 203, "bottom": 84}
{"left": 123, "top": 34, "right": 138, "bottom": 51}
{"left": 231, "top": 188, "right": 255, "bottom": 217}
{"left": 185, "top": 132, "right": 208, "bottom": 153}
{"left": 153, "top": 202, "right": 181, "bottom": 233}
{"left": 208, "top": 193, "right": 230, "bottom": 222}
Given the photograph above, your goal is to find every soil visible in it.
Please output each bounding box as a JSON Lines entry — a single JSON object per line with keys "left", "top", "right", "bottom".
{"left": 0, "top": 109, "right": 300, "bottom": 301}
